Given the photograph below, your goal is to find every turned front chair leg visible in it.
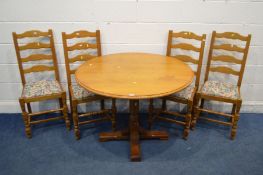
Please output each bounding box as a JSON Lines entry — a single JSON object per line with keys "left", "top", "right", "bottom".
{"left": 72, "top": 100, "right": 80, "bottom": 140}
{"left": 148, "top": 99, "right": 154, "bottom": 129}
{"left": 183, "top": 101, "right": 193, "bottom": 140}
{"left": 191, "top": 94, "right": 201, "bottom": 129}
{"left": 231, "top": 104, "right": 236, "bottom": 114}
{"left": 61, "top": 93, "right": 70, "bottom": 130}
{"left": 231, "top": 101, "right": 242, "bottom": 140}
{"left": 19, "top": 99, "right": 32, "bottom": 138}
{"left": 231, "top": 104, "right": 237, "bottom": 122}
{"left": 111, "top": 98, "right": 117, "bottom": 130}
{"left": 27, "top": 103, "right": 32, "bottom": 113}
{"left": 192, "top": 107, "right": 201, "bottom": 129}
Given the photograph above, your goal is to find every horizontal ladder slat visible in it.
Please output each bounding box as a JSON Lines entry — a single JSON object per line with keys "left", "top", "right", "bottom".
{"left": 23, "top": 65, "right": 55, "bottom": 73}
{"left": 69, "top": 54, "right": 96, "bottom": 63}
{"left": 215, "top": 32, "right": 248, "bottom": 41}
{"left": 67, "top": 42, "right": 97, "bottom": 51}
{"left": 65, "top": 30, "right": 96, "bottom": 39}
{"left": 30, "top": 116, "right": 64, "bottom": 125}
{"left": 199, "top": 117, "right": 232, "bottom": 126}
{"left": 171, "top": 55, "right": 199, "bottom": 64}
{"left": 212, "top": 55, "right": 242, "bottom": 64}
{"left": 19, "top": 42, "right": 51, "bottom": 50}
{"left": 29, "top": 108, "right": 63, "bottom": 117}
{"left": 210, "top": 66, "right": 240, "bottom": 76}
{"left": 16, "top": 30, "right": 50, "bottom": 38}
{"left": 213, "top": 44, "right": 244, "bottom": 52}
{"left": 21, "top": 54, "right": 53, "bottom": 62}
{"left": 172, "top": 31, "right": 204, "bottom": 41}
{"left": 171, "top": 43, "right": 200, "bottom": 52}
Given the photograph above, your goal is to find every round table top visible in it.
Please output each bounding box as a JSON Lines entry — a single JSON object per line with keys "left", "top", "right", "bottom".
{"left": 75, "top": 53, "right": 194, "bottom": 99}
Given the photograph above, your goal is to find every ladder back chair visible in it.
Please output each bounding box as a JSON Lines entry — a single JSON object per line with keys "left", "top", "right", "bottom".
{"left": 148, "top": 30, "right": 206, "bottom": 139}
{"left": 62, "top": 30, "right": 116, "bottom": 140}
{"left": 13, "top": 29, "right": 70, "bottom": 138}
{"left": 192, "top": 31, "right": 251, "bottom": 140}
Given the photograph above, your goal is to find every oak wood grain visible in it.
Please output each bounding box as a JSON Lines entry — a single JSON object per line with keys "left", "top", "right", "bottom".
{"left": 76, "top": 53, "right": 194, "bottom": 99}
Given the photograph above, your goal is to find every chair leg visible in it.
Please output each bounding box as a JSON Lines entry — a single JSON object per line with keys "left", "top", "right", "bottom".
{"left": 183, "top": 101, "right": 193, "bottom": 140}
{"left": 231, "top": 101, "right": 242, "bottom": 140}
{"left": 72, "top": 100, "right": 80, "bottom": 140}
{"left": 231, "top": 104, "right": 236, "bottom": 114}
{"left": 19, "top": 99, "right": 32, "bottom": 138}
{"left": 148, "top": 99, "right": 154, "bottom": 129}
{"left": 183, "top": 113, "right": 191, "bottom": 140}
{"left": 61, "top": 93, "right": 70, "bottom": 130}
{"left": 27, "top": 103, "right": 32, "bottom": 113}
{"left": 100, "top": 99, "right": 105, "bottom": 110}
{"left": 111, "top": 99, "right": 117, "bottom": 130}
{"left": 191, "top": 94, "right": 201, "bottom": 130}
{"left": 229, "top": 104, "right": 237, "bottom": 122}
{"left": 162, "top": 99, "right": 167, "bottom": 111}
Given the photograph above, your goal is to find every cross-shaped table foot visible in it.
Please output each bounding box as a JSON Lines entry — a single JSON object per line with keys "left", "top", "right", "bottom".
{"left": 99, "top": 100, "right": 168, "bottom": 161}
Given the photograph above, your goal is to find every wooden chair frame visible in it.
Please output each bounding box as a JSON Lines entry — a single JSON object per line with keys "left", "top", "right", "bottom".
{"left": 191, "top": 31, "right": 251, "bottom": 140}
{"left": 148, "top": 30, "right": 206, "bottom": 139}
{"left": 62, "top": 30, "right": 116, "bottom": 140}
{"left": 13, "top": 29, "right": 70, "bottom": 138}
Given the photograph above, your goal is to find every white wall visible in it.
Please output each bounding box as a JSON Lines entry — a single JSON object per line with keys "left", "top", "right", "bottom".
{"left": 0, "top": 0, "right": 263, "bottom": 113}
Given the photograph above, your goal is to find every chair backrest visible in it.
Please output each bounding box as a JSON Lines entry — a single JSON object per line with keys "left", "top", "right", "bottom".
{"left": 62, "top": 30, "right": 102, "bottom": 87}
{"left": 13, "top": 29, "right": 60, "bottom": 85}
{"left": 166, "top": 30, "right": 206, "bottom": 87}
{"left": 205, "top": 31, "right": 251, "bottom": 87}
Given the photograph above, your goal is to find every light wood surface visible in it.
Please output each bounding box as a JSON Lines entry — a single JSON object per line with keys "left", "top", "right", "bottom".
{"left": 75, "top": 53, "right": 194, "bottom": 99}
{"left": 62, "top": 30, "right": 116, "bottom": 140}
{"left": 148, "top": 30, "right": 206, "bottom": 140}
{"left": 75, "top": 52, "right": 193, "bottom": 161}
{"left": 13, "top": 29, "right": 70, "bottom": 138}
{"left": 193, "top": 31, "right": 252, "bottom": 140}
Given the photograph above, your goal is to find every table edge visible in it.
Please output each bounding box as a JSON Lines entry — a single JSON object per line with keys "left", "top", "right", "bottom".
{"left": 75, "top": 53, "right": 195, "bottom": 99}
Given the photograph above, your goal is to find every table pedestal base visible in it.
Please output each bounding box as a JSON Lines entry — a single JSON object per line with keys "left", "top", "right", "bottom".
{"left": 99, "top": 100, "right": 168, "bottom": 161}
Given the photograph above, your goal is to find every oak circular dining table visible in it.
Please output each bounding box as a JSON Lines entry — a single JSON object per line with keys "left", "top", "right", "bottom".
{"left": 75, "top": 52, "right": 194, "bottom": 161}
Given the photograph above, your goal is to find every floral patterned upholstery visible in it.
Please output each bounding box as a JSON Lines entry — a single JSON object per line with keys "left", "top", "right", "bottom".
{"left": 170, "top": 84, "right": 195, "bottom": 100}
{"left": 22, "top": 80, "right": 62, "bottom": 98}
{"left": 201, "top": 80, "right": 240, "bottom": 99}
{"left": 71, "top": 84, "right": 94, "bottom": 100}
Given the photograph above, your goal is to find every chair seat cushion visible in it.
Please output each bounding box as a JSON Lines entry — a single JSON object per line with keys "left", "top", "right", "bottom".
{"left": 201, "top": 80, "right": 239, "bottom": 99}
{"left": 22, "top": 80, "right": 62, "bottom": 98}
{"left": 170, "top": 84, "right": 195, "bottom": 100}
{"left": 72, "top": 84, "right": 95, "bottom": 100}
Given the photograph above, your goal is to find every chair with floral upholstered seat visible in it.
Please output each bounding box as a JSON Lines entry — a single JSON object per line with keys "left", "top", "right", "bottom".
{"left": 148, "top": 30, "right": 206, "bottom": 139}
{"left": 62, "top": 30, "right": 116, "bottom": 140}
{"left": 191, "top": 31, "right": 251, "bottom": 140}
{"left": 13, "top": 29, "right": 70, "bottom": 138}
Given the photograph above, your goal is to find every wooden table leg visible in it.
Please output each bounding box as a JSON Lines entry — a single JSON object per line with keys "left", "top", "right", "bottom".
{"left": 139, "top": 128, "right": 168, "bottom": 140}
{"left": 129, "top": 100, "right": 141, "bottom": 161}
{"left": 99, "top": 129, "right": 129, "bottom": 142}
{"left": 99, "top": 99, "right": 168, "bottom": 161}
